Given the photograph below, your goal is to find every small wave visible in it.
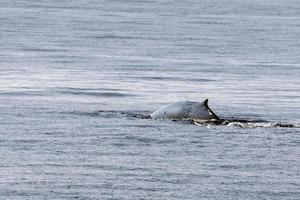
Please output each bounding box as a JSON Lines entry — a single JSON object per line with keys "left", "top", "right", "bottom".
{"left": 57, "top": 90, "right": 136, "bottom": 97}
{"left": 55, "top": 87, "right": 121, "bottom": 92}
{"left": 193, "top": 119, "right": 300, "bottom": 129}
{"left": 0, "top": 87, "right": 135, "bottom": 98}
{"left": 63, "top": 110, "right": 151, "bottom": 119}
{"left": 52, "top": 87, "right": 136, "bottom": 97}
{"left": 0, "top": 91, "right": 46, "bottom": 97}
{"left": 124, "top": 135, "right": 176, "bottom": 145}
{"left": 188, "top": 21, "right": 229, "bottom": 25}
{"left": 87, "top": 34, "right": 142, "bottom": 40}
{"left": 20, "top": 47, "right": 67, "bottom": 52}
{"left": 128, "top": 76, "right": 215, "bottom": 82}
{"left": 63, "top": 110, "right": 122, "bottom": 118}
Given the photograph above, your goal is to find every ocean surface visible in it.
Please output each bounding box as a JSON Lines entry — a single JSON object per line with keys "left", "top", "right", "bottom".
{"left": 1, "top": 0, "right": 300, "bottom": 199}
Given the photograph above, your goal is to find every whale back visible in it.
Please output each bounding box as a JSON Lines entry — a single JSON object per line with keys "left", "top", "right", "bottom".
{"left": 150, "top": 99, "right": 219, "bottom": 121}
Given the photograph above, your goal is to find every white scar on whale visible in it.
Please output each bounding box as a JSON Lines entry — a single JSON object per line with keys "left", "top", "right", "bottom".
{"left": 150, "top": 99, "right": 219, "bottom": 121}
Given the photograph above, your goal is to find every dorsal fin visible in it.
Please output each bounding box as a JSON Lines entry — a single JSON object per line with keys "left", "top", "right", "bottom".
{"left": 202, "top": 99, "right": 220, "bottom": 120}
{"left": 203, "top": 99, "right": 208, "bottom": 106}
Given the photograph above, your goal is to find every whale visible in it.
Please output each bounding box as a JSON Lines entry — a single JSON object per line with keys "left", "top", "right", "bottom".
{"left": 150, "top": 99, "right": 220, "bottom": 121}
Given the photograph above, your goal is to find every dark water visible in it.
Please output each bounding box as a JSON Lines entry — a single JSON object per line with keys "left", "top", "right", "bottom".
{"left": 1, "top": 0, "right": 300, "bottom": 199}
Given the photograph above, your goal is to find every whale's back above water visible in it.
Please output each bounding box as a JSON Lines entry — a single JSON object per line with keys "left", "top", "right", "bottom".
{"left": 150, "top": 99, "right": 219, "bottom": 121}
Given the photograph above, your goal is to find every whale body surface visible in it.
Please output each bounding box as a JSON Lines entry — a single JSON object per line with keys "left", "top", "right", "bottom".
{"left": 150, "top": 99, "right": 219, "bottom": 121}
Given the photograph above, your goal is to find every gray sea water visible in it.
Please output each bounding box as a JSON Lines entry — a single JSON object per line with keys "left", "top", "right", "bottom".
{"left": 1, "top": 0, "right": 300, "bottom": 199}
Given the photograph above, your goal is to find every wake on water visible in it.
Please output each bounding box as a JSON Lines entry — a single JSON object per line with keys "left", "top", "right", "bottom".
{"left": 67, "top": 110, "right": 300, "bottom": 129}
